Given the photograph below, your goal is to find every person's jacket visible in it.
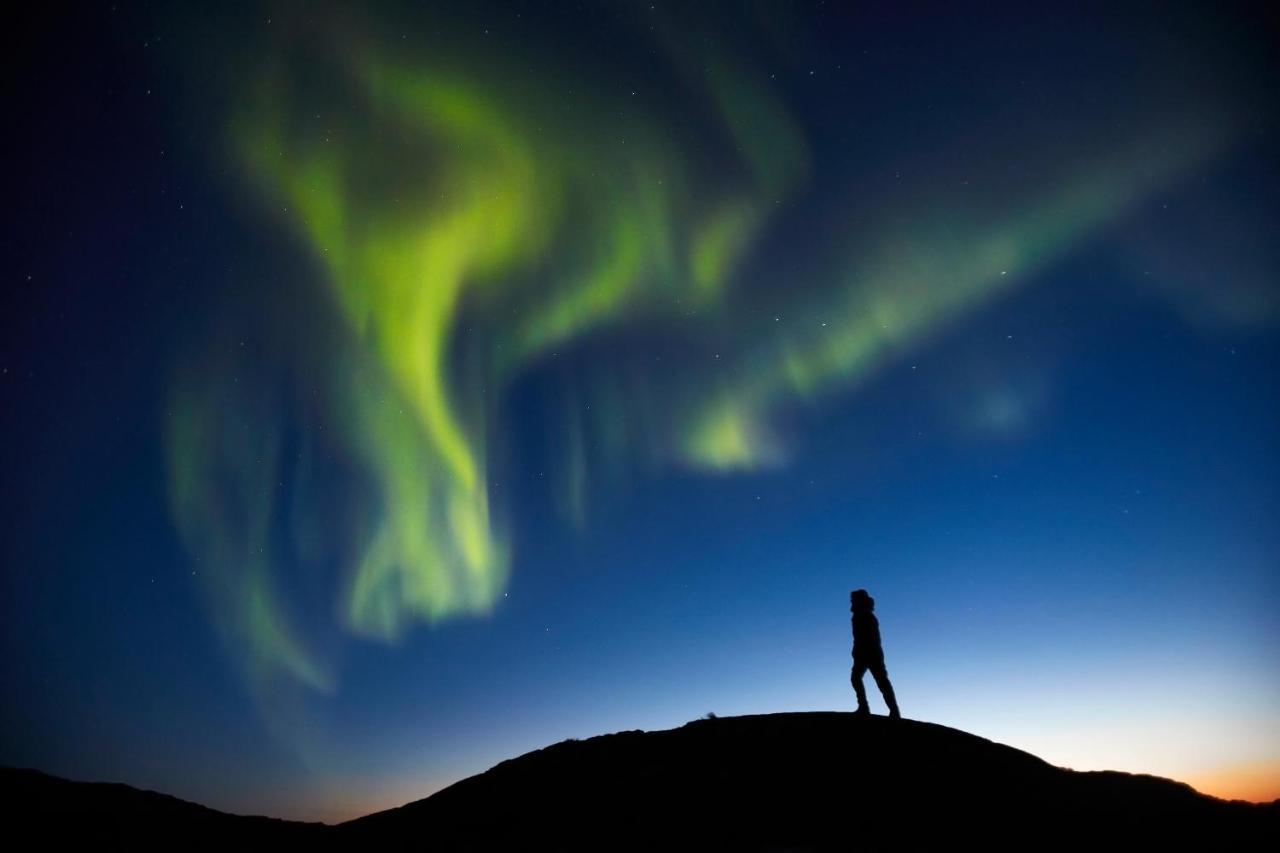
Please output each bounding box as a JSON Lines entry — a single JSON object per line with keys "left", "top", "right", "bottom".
{"left": 852, "top": 610, "right": 883, "bottom": 661}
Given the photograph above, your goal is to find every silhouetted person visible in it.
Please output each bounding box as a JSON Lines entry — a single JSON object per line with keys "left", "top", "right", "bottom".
{"left": 850, "top": 589, "right": 900, "bottom": 718}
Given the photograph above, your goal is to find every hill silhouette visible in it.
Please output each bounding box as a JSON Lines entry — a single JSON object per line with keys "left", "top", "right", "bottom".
{"left": 7, "top": 713, "right": 1276, "bottom": 849}
{"left": 0, "top": 765, "right": 327, "bottom": 847}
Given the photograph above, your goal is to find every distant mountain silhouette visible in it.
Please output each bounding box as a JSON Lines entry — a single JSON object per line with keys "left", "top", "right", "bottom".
{"left": 7, "top": 714, "right": 1277, "bottom": 849}
{"left": 1, "top": 765, "right": 326, "bottom": 847}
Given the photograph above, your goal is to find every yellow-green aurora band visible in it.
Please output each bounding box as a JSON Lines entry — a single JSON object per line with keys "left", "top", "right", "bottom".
{"left": 164, "top": 15, "right": 1233, "bottom": 715}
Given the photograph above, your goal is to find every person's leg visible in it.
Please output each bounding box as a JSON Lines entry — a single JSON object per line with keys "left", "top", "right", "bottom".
{"left": 851, "top": 661, "right": 870, "bottom": 714}
{"left": 870, "top": 660, "right": 900, "bottom": 719}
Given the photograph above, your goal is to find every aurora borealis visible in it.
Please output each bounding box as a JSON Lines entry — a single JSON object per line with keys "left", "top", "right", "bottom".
{"left": 5, "top": 0, "right": 1278, "bottom": 822}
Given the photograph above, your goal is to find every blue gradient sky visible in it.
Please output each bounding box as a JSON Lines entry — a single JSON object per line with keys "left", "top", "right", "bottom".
{"left": 3, "top": 1, "right": 1277, "bottom": 821}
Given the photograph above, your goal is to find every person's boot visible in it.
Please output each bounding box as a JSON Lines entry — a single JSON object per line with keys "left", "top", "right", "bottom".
{"left": 855, "top": 704, "right": 870, "bottom": 716}
{"left": 888, "top": 706, "right": 901, "bottom": 720}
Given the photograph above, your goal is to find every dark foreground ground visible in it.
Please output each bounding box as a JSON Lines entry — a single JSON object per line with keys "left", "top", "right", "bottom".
{"left": 6, "top": 713, "right": 1276, "bottom": 850}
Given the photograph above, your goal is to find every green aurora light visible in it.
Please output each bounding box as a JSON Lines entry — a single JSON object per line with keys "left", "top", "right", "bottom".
{"left": 162, "top": 9, "right": 1237, "bottom": 721}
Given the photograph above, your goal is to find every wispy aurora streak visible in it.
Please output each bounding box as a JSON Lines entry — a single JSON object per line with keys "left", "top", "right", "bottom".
{"left": 164, "top": 11, "right": 1232, "bottom": 712}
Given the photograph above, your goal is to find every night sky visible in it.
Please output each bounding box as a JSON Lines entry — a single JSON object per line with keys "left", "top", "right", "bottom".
{"left": 4, "top": 1, "right": 1278, "bottom": 822}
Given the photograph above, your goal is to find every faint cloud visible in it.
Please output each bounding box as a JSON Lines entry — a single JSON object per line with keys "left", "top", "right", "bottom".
{"left": 965, "top": 383, "right": 1047, "bottom": 438}
{"left": 1125, "top": 179, "right": 1280, "bottom": 331}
